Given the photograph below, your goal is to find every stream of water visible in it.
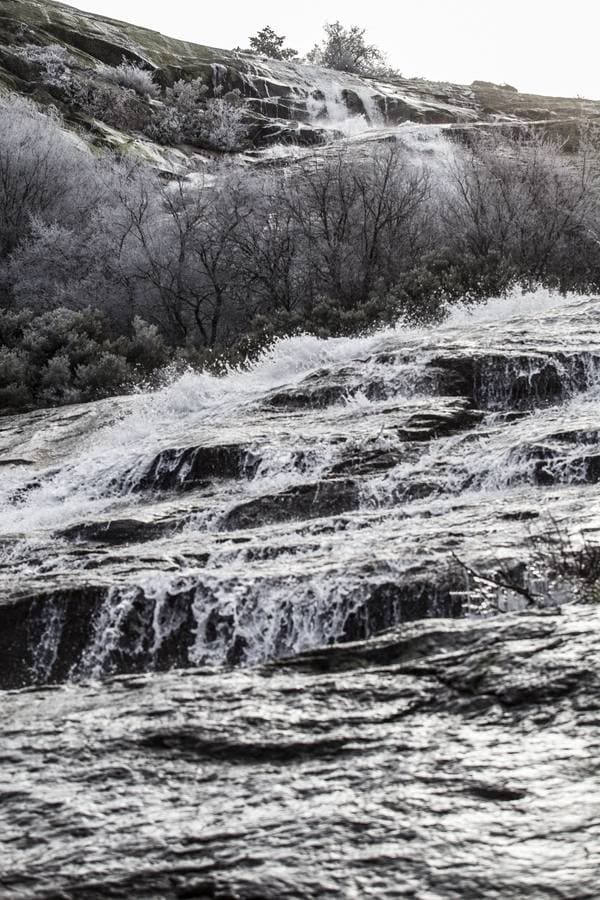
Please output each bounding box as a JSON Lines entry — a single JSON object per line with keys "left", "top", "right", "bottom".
{"left": 2, "top": 287, "right": 600, "bottom": 684}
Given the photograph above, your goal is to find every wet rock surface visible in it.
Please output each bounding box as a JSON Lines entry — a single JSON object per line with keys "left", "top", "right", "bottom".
{"left": 1, "top": 604, "right": 599, "bottom": 898}
{"left": 131, "top": 444, "right": 255, "bottom": 493}
{"left": 3, "top": 0, "right": 600, "bottom": 167}
{"left": 2, "top": 293, "right": 600, "bottom": 686}
{"left": 222, "top": 478, "right": 361, "bottom": 530}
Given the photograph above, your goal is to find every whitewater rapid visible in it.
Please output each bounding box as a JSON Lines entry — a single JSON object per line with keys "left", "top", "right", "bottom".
{"left": 2, "top": 286, "right": 600, "bottom": 682}
{"left": 0, "top": 286, "right": 583, "bottom": 531}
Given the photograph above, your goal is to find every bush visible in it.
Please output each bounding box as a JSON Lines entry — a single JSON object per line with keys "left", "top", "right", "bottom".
{"left": 101, "top": 60, "right": 159, "bottom": 98}
{"left": 74, "top": 352, "right": 133, "bottom": 398}
{"left": 143, "top": 102, "right": 182, "bottom": 144}
{"left": 145, "top": 77, "right": 207, "bottom": 143}
{"left": 13, "top": 43, "right": 72, "bottom": 85}
{"left": 0, "top": 347, "right": 32, "bottom": 410}
{"left": 71, "top": 79, "right": 154, "bottom": 132}
{"left": 38, "top": 353, "right": 76, "bottom": 406}
{"left": 0, "top": 96, "right": 98, "bottom": 256}
{"left": 0, "top": 308, "right": 169, "bottom": 413}
{"left": 145, "top": 79, "right": 247, "bottom": 151}
{"left": 383, "top": 250, "right": 518, "bottom": 324}
{"left": 126, "top": 318, "right": 169, "bottom": 371}
{"left": 201, "top": 95, "right": 247, "bottom": 151}
{"left": 307, "top": 22, "right": 397, "bottom": 78}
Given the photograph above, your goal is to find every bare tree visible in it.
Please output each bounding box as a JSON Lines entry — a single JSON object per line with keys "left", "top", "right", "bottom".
{"left": 441, "top": 129, "right": 600, "bottom": 290}
{"left": 272, "top": 144, "right": 430, "bottom": 310}
{"left": 0, "top": 97, "right": 98, "bottom": 260}
{"left": 111, "top": 172, "right": 250, "bottom": 347}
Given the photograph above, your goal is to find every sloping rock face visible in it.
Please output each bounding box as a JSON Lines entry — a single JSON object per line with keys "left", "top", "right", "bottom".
{"left": 470, "top": 80, "right": 600, "bottom": 136}
{"left": 2, "top": 291, "right": 600, "bottom": 688}
{"left": 0, "top": 604, "right": 598, "bottom": 898}
{"left": 0, "top": 0, "right": 478, "bottom": 153}
{"left": 1, "top": 0, "right": 600, "bottom": 157}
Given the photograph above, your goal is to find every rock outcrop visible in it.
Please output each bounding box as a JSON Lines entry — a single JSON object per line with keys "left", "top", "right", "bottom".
{"left": 1, "top": 0, "right": 599, "bottom": 164}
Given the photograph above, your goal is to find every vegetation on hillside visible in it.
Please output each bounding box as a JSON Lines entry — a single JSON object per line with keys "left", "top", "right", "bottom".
{"left": 307, "top": 22, "right": 398, "bottom": 79}
{"left": 1, "top": 73, "right": 600, "bottom": 413}
{"left": 12, "top": 44, "right": 249, "bottom": 152}
{"left": 236, "top": 27, "right": 297, "bottom": 61}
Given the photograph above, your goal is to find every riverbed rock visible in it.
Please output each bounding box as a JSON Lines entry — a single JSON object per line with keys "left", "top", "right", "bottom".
{"left": 2, "top": 294, "right": 600, "bottom": 689}
{"left": 130, "top": 443, "right": 257, "bottom": 492}
{"left": 0, "top": 604, "right": 598, "bottom": 899}
{"left": 222, "top": 478, "right": 360, "bottom": 530}
{"left": 60, "top": 516, "right": 179, "bottom": 544}
{"left": 429, "top": 352, "right": 599, "bottom": 409}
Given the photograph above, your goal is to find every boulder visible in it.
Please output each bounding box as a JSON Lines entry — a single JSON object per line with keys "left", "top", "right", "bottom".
{"left": 130, "top": 443, "right": 256, "bottom": 492}
{"left": 222, "top": 478, "right": 360, "bottom": 530}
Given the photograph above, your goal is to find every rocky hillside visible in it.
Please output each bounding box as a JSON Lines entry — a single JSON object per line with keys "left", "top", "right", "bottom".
{"left": 1, "top": 0, "right": 599, "bottom": 167}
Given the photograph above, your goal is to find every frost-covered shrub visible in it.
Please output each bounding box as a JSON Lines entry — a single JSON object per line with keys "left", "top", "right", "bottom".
{"left": 56, "top": 59, "right": 159, "bottom": 132}
{"left": 166, "top": 77, "right": 209, "bottom": 116}
{"left": 72, "top": 80, "right": 153, "bottom": 132}
{"left": 145, "top": 77, "right": 208, "bottom": 143}
{"left": 13, "top": 43, "right": 72, "bottom": 85}
{"left": 101, "top": 60, "right": 159, "bottom": 98}
{"left": 0, "top": 97, "right": 98, "bottom": 255}
{"left": 202, "top": 96, "right": 247, "bottom": 151}
{"left": 145, "top": 79, "right": 247, "bottom": 150}
{"left": 143, "top": 103, "right": 182, "bottom": 144}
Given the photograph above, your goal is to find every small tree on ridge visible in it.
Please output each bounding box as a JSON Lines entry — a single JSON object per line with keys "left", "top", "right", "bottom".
{"left": 241, "top": 26, "right": 297, "bottom": 61}
{"left": 307, "top": 22, "right": 395, "bottom": 78}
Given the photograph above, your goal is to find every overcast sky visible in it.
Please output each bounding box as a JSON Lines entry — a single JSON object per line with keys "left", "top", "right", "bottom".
{"left": 60, "top": 0, "right": 599, "bottom": 99}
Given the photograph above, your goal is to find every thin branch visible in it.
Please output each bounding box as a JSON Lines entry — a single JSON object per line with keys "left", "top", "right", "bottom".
{"left": 450, "top": 552, "right": 540, "bottom": 607}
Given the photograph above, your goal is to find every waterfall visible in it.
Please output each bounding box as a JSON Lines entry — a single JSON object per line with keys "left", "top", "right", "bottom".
{"left": 354, "top": 84, "right": 384, "bottom": 126}
{"left": 306, "top": 70, "right": 382, "bottom": 135}
{"left": 2, "top": 287, "right": 600, "bottom": 687}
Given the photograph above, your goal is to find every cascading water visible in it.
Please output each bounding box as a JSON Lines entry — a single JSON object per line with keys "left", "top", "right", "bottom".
{"left": 232, "top": 53, "right": 480, "bottom": 147}
{"left": 306, "top": 71, "right": 383, "bottom": 136}
{"left": 2, "top": 287, "right": 600, "bottom": 687}
{"left": 3, "top": 7, "right": 600, "bottom": 892}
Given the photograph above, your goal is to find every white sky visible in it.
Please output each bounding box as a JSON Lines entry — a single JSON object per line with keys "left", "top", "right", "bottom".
{"left": 60, "top": 0, "right": 600, "bottom": 99}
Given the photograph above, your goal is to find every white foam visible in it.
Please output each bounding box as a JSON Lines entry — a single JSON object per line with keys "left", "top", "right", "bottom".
{"left": 0, "top": 286, "right": 592, "bottom": 541}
